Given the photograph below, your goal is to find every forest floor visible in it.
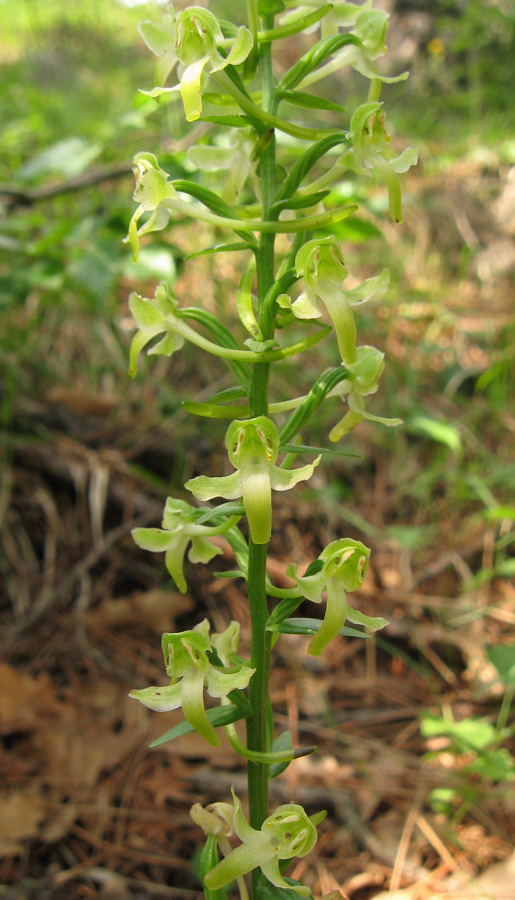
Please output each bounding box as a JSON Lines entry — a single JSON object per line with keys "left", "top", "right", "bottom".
{"left": 1, "top": 60, "right": 515, "bottom": 900}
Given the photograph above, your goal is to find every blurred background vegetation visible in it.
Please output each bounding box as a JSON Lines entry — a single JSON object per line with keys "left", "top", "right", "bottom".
{"left": 0, "top": 0, "right": 514, "bottom": 896}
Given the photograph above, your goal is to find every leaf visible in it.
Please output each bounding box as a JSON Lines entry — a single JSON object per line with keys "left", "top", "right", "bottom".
{"left": 200, "top": 114, "right": 256, "bottom": 128}
{"left": 276, "top": 90, "right": 346, "bottom": 114}
{"left": 279, "top": 366, "right": 351, "bottom": 445}
{"left": 274, "top": 133, "right": 350, "bottom": 205}
{"left": 487, "top": 644, "right": 515, "bottom": 683}
{"left": 407, "top": 415, "right": 462, "bottom": 452}
{"left": 185, "top": 241, "right": 254, "bottom": 260}
{"left": 279, "top": 444, "right": 360, "bottom": 458}
{"left": 272, "top": 190, "right": 330, "bottom": 213}
{"left": 150, "top": 704, "right": 248, "bottom": 748}
{"left": 260, "top": 5, "right": 333, "bottom": 43}
{"left": 278, "top": 34, "right": 361, "bottom": 92}
{"left": 254, "top": 870, "right": 312, "bottom": 900}
{"left": 269, "top": 731, "right": 293, "bottom": 779}
{"left": 209, "top": 386, "right": 248, "bottom": 403}
{"left": 18, "top": 137, "right": 101, "bottom": 181}
{"left": 258, "top": 0, "right": 285, "bottom": 14}
{"left": 195, "top": 502, "right": 245, "bottom": 525}
{"left": 267, "top": 617, "right": 371, "bottom": 639}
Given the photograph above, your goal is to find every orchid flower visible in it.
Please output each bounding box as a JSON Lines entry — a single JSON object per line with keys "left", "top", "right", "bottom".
{"left": 338, "top": 102, "right": 418, "bottom": 223}
{"left": 279, "top": 237, "right": 389, "bottom": 365}
{"left": 328, "top": 345, "right": 403, "bottom": 441}
{"left": 288, "top": 6, "right": 409, "bottom": 88}
{"left": 186, "top": 130, "right": 255, "bottom": 205}
{"left": 126, "top": 152, "right": 177, "bottom": 262}
{"left": 287, "top": 538, "right": 387, "bottom": 655}
{"left": 138, "top": 7, "right": 253, "bottom": 122}
{"left": 186, "top": 417, "right": 321, "bottom": 545}
{"left": 127, "top": 281, "right": 185, "bottom": 377}
{"left": 129, "top": 619, "right": 255, "bottom": 746}
{"left": 204, "top": 788, "right": 322, "bottom": 897}
{"left": 280, "top": 1, "right": 374, "bottom": 40}
{"left": 132, "top": 496, "right": 239, "bottom": 594}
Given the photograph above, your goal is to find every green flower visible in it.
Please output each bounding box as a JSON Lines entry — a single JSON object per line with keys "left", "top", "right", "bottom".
{"left": 139, "top": 7, "right": 253, "bottom": 122}
{"left": 129, "top": 620, "right": 254, "bottom": 746}
{"left": 126, "top": 152, "right": 177, "bottom": 262}
{"left": 287, "top": 5, "right": 409, "bottom": 85}
{"left": 186, "top": 417, "right": 321, "bottom": 545}
{"left": 127, "top": 282, "right": 185, "bottom": 378}
{"left": 339, "top": 102, "right": 418, "bottom": 223}
{"left": 328, "top": 345, "right": 403, "bottom": 441}
{"left": 132, "top": 496, "right": 239, "bottom": 593}
{"left": 186, "top": 130, "right": 255, "bottom": 205}
{"left": 287, "top": 538, "right": 387, "bottom": 655}
{"left": 280, "top": 237, "right": 389, "bottom": 365}
{"left": 204, "top": 788, "right": 321, "bottom": 897}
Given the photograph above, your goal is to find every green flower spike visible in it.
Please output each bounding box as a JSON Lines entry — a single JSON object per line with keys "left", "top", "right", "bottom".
{"left": 186, "top": 417, "right": 321, "bottom": 545}
{"left": 132, "top": 496, "right": 239, "bottom": 594}
{"left": 129, "top": 620, "right": 255, "bottom": 747}
{"left": 280, "top": 237, "right": 389, "bottom": 365}
{"left": 204, "top": 788, "right": 322, "bottom": 897}
{"left": 339, "top": 102, "right": 418, "bottom": 223}
{"left": 287, "top": 538, "right": 387, "bottom": 655}
{"left": 139, "top": 7, "right": 253, "bottom": 122}
{"left": 127, "top": 152, "right": 177, "bottom": 262}
{"left": 328, "top": 345, "right": 403, "bottom": 441}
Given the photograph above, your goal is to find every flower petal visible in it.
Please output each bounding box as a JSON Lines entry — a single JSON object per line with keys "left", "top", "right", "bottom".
{"left": 204, "top": 831, "right": 273, "bottom": 890}
{"left": 185, "top": 471, "right": 243, "bottom": 502}
{"left": 129, "top": 681, "right": 182, "bottom": 712}
{"left": 308, "top": 579, "right": 348, "bottom": 657}
{"left": 269, "top": 456, "right": 321, "bottom": 493}
{"left": 180, "top": 665, "right": 220, "bottom": 746}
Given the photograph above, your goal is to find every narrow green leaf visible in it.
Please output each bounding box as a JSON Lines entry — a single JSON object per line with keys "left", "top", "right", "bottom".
{"left": 279, "top": 366, "right": 351, "bottom": 444}
{"left": 255, "top": 870, "right": 313, "bottom": 900}
{"left": 258, "top": 0, "right": 285, "bottom": 15}
{"left": 267, "top": 596, "right": 304, "bottom": 627}
{"left": 195, "top": 502, "right": 245, "bottom": 525}
{"left": 259, "top": 5, "right": 332, "bottom": 43}
{"left": 237, "top": 256, "right": 262, "bottom": 340}
{"left": 267, "top": 618, "right": 371, "bottom": 639}
{"left": 272, "top": 190, "right": 330, "bottom": 213}
{"left": 274, "top": 133, "right": 350, "bottom": 205}
{"left": 183, "top": 400, "right": 250, "bottom": 419}
{"left": 200, "top": 114, "right": 256, "bottom": 127}
{"left": 279, "top": 444, "right": 360, "bottom": 458}
{"left": 185, "top": 241, "right": 254, "bottom": 259}
{"left": 269, "top": 731, "right": 293, "bottom": 780}
{"left": 407, "top": 416, "right": 462, "bottom": 453}
{"left": 200, "top": 836, "right": 228, "bottom": 900}
{"left": 209, "top": 386, "right": 248, "bottom": 403}
{"left": 276, "top": 90, "right": 346, "bottom": 114}
{"left": 150, "top": 704, "right": 248, "bottom": 748}
{"left": 278, "top": 34, "right": 362, "bottom": 92}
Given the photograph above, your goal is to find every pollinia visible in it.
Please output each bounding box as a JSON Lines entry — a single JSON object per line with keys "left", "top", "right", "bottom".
{"left": 126, "top": 2, "right": 416, "bottom": 897}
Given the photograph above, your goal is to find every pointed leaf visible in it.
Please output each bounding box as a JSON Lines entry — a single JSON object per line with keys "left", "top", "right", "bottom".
{"left": 267, "top": 617, "right": 371, "bottom": 639}
{"left": 149, "top": 703, "right": 249, "bottom": 748}
{"left": 276, "top": 90, "right": 346, "bottom": 114}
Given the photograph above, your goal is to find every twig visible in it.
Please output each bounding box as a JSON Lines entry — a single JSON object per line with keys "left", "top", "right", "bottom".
{"left": 0, "top": 163, "right": 132, "bottom": 209}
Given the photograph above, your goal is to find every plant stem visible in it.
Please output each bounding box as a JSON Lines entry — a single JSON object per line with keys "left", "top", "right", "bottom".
{"left": 246, "top": 19, "right": 277, "bottom": 893}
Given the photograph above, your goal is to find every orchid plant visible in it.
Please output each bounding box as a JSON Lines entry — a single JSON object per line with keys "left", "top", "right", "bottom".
{"left": 126, "top": 2, "right": 416, "bottom": 897}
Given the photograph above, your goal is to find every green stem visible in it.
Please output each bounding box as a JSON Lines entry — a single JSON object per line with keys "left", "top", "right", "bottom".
{"left": 246, "top": 22, "right": 276, "bottom": 884}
